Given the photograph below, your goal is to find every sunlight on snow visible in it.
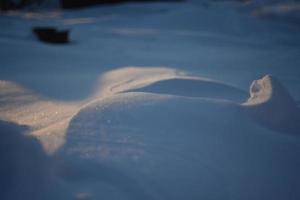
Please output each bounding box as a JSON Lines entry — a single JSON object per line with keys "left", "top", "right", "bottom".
{"left": 0, "top": 67, "right": 181, "bottom": 153}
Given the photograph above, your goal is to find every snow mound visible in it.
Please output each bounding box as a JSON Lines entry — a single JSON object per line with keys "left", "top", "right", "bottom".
{"left": 61, "top": 92, "right": 237, "bottom": 199}
{"left": 243, "top": 74, "right": 300, "bottom": 134}
{"left": 60, "top": 76, "right": 300, "bottom": 199}
{"left": 2, "top": 70, "right": 299, "bottom": 199}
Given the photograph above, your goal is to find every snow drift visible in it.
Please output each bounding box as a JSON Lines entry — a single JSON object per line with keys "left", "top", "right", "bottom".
{"left": 58, "top": 72, "right": 300, "bottom": 200}
{"left": 0, "top": 0, "right": 299, "bottom": 199}
{"left": 0, "top": 67, "right": 300, "bottom": 199}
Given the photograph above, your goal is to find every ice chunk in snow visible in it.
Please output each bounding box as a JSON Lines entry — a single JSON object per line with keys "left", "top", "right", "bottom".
{"left": 243, "top": 75, "right": 300, "bottom": 134}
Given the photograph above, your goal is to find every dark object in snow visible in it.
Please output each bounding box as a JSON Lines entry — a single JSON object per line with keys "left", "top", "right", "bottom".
{"left": 33, "top": 27, "right": 70, "bottom": 44}
{"left": 0, "top": 0, "right": 40, "bottom": 11}
{"left": 61, "top": 0, "right": 184, "bottom": 9}
{"left": 0, "top": 0, "right": 16, "bottom": 11}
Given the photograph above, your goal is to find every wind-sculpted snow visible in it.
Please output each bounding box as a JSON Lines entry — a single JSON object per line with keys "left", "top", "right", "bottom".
{"left": 123, "top": 77, "right": 248, "bottom": 102}
{"left": 1, "top": 67, "right": 300, "bottom": 199}
{"left": 243, "top": 75, "right": 300, "bottom": 134}
{"left": 0, "top": 0, "right": 300, "bottom": 199}
{"left": 0, "top": 67, "right": 247, "bottom": 153}
{"left": 61, "top": 72, "right": 299, "bottom": 199}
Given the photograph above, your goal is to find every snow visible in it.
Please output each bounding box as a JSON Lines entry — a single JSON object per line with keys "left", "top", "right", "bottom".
{"left": 243, "top": 74, "right": 300, "bottom": 134}
{"left": 0, "top": 0, "right": 300, "bottom": 199}
{"left": 60, "top": 73, "right": 300, "bottom": 200}
{"left": 124, "top": 76, "right": 247, "bottom": 101}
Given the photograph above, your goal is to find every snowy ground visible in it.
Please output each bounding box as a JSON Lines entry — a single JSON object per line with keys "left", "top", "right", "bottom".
{"left": 0, "top": 0, "right": 300, "bottom": 199}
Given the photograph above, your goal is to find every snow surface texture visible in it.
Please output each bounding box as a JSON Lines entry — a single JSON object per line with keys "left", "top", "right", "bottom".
{"left": 0, "top": 0, "right": 300, "bottom": 199}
